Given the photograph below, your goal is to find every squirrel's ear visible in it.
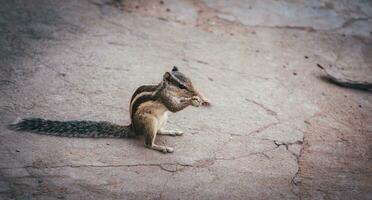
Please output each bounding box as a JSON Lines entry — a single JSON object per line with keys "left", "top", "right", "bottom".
{"left": 172, "top": 66, "right": 178, "bottom": 72}
{"left": 163, "top": 72, "right": 171, "bottom": 81}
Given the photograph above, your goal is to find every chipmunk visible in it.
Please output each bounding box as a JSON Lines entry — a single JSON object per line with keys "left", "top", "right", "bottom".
{"left": 9, "top": 66, "right": 210, "bottom": 153}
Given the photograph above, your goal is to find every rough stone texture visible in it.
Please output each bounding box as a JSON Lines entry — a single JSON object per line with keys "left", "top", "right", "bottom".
{"left": 0, "top": 0, "right": 371, "bottom": 199}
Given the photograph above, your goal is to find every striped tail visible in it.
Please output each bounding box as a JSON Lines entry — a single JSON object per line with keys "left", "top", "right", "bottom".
{"left": 8, "top": 118, "right": 134, "bottom": 138}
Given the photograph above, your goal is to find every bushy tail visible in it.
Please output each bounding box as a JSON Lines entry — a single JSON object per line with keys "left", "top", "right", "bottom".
{"left": 8, "top": 118, "right": 134, "bottom": 138}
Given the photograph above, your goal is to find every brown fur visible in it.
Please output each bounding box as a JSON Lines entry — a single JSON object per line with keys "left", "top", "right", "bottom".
{"left": 130, "top": 67, "right": 206, "bottom": 153}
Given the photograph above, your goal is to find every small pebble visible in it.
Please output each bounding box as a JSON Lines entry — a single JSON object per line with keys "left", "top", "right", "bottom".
{"left": 316, "top": 64, "right": 324, "bottom": 70}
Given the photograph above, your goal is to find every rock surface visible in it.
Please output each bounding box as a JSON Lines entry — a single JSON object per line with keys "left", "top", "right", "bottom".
{"left": 0, "top": 0, "right": 371, "bottom": 199}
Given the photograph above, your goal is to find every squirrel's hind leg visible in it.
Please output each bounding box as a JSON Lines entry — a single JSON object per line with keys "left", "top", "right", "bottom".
{"left": 157, "top": 112, "right": 184, "bottom": 136}
{"left": 142, "top": 116, "right": 174, "bottom": 153}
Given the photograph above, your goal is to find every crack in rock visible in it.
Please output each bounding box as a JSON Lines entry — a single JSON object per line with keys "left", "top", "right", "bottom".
{"left": 289, "top": 112, "right": 321, "bottom": 198}
{"left": 273, "top": 140, "right": 303, "bottom": 151}
{"left": 247, "top": 122, "right": 280, "bottom": 136}
{"left": 245, "top": 98, "right": 278, "bottom": 117}
{"left": 0, "top": 159, "right": 219, "bottom": 174}
{"left": 272, "top": 139, "right": 304, "bottom": 198}
{"left": 0, "top": 162, "right": 190, "bottom": 172}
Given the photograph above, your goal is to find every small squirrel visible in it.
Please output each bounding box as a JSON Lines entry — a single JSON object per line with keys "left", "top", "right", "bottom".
{"left": 9, "top": 66, "right": 210, "bottom": 153}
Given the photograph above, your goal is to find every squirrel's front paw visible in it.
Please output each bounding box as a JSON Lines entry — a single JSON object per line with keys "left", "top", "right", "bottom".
{"left": 190, "top": 96, "right": 202, "bottom": 107}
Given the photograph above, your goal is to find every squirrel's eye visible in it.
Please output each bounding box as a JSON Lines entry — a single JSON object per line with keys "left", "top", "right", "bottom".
{"left": 178, "top": 84, "right": 187, "bottom": 90}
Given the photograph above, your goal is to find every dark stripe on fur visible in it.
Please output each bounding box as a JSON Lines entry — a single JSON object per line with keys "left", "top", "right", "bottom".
{"left": 8, "top": 118, "right": 134, "bottom": 138}
{"left": 130, "top": 84, "right": 158, "bottom": 103}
